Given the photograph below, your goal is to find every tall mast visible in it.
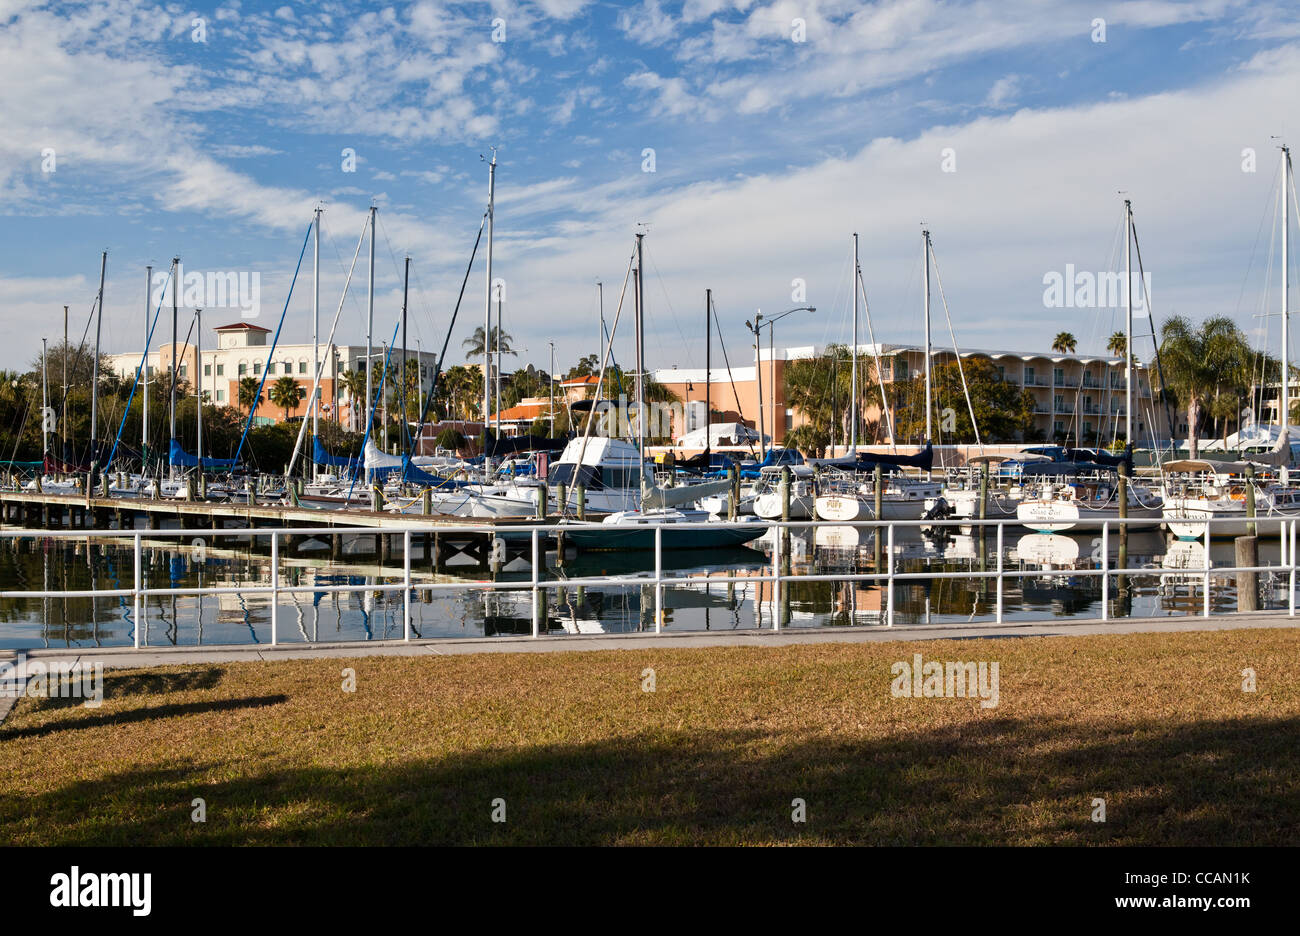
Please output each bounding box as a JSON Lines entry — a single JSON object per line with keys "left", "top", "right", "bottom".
{"left": 635, "top": 232, "right": 646, "bottom": 462}
{"left": 41, "top": 338, "right": 48, "bottom": 460}
{"left": 312, "top": 206, "right": 321, "bottom": 467}
{"left": 170, "top": 255, "right": 179, "bottom": 463}
{"left": 367, "top": 205, "right": 376, "bottom": 434}
{"left": 142, "top": 267, "right": 150, "bottom": 472}
{"left": 62, "top": 304, "right": 68, "bottom": 465}
{"left": 705, "top": 288, "right": 712, "bottom": 459}
{"left": 923, "top": 230, "right": 932, "bottom": 441}
{"left": 196, "top": 307, "right": 203, "bottom": 470}
{"left": 851, "top": 232, "right": 859, "bottom": 452}
{"left": 495, "top": 285, "right": 503, "bottom": 434}
{"left": 90, "top": 250, "right": 107, "bottom": 472}
{"left": 597, "top": 280, "right": 605, "bottom": 357}
{"left": 1125, "top": 200, "right": 1133, "bottom": 444}
{"left": 1284, "top": 146, "right": 1292, "bottom": 429}
{"left": 402, "top": 255, "right": 410, "bottom": 443}
{"left": 483, "top": 149, "right": 496, "bottom": 440}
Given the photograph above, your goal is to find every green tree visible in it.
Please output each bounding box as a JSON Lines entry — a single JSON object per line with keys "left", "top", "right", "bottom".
{"left": 1052, "top": 332, "right": 1077, "bottom": 354}
{"left": 889, "top": 359, "right": 1035, "bottom": 443}
{"left": 1107, "top": 331, "right": 1127, "bottom": 358}
{"left": 1157, "top": 315, "right": 1252, "bottom": 459}
{"left": 269, "top": 375, "right": 305, "bottom": 421}
{"left": 461, "top": 325, "right": 515, "bottom": 360}
{"left": 238, "top": 376, "right": 262, "bottom": 416}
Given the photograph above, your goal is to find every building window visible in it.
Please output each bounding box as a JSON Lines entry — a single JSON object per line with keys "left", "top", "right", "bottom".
{"left": 204, "top": 363, "right": 211, "bottom": 377}
{"left": 238, "top": 363, "right": 247, "bottom": 376}
{"left": 895, "top": 360, "right": 908, "bottom": 380}
{"left": 1053, "top": 367, "right": 1064, "bottom": 384}
{"left": 1024, "top": 366, "right": 1035, "bottom": 383}
{"left": 216, "top": 364, "right": 224, "bottom": 376}
{"left": 178, "top": 365, "right": 187, "bottom": 378}
{"left": 216, "top": 389, "right": 225, "bottom": 402}
{"left": 253, "top": 362, "right": 261, "bottom": 375}
{"left": 299, "top": 361, "right": 307, "bottom": 374}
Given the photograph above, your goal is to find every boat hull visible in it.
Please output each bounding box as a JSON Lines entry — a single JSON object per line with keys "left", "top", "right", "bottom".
{"left": 1016, "top": 500, "right": 1163, "bottom": 533}
{"left": 562, "top": 522, "right": 767, "bottom": 551}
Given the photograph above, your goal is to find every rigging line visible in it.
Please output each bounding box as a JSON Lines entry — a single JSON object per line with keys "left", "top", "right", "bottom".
{"left": 406, "top": 210, "right": 490, "bottom": 466}
{"left": 857, "top": 261, "right": 896, "bottom": 450}
{"left": 320, "top": 214, "right": 369, "bottom": 330}
{"left": 711, "top": 295, "right": 757, "bottom": 458}
{"left": 345, "top": 317, "right": 401, "bottom": 504}
{"left": 1235, "top": 150, "right": 1285, "bottom": 322}
{"left": 926, "top": 241, "right": 982, "bottom": 451}
{"left": 1129, "top": 216, "right": 1177, "bottom": 453}
{"left": 286, "top": 213, "right": 371, "bottom": 479}
{"left": 561, "top": 244, "right": 636, "bottom": 516}
{"left": 233, "top": 221, "right": 314, "bottom": 464}
{"left": 644, "top": 243, "right": 694, "bottom": 370}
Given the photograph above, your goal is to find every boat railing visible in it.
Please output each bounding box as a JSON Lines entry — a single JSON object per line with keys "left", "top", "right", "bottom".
{"left": 0, "top": 513, "right": 1294, "bottom": 649}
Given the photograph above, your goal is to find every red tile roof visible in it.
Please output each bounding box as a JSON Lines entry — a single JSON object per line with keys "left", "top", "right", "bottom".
{"left": 214, "top": 322, "right": 271, "bottom": 332}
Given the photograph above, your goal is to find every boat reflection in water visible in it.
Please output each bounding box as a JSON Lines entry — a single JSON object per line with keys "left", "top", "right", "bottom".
{"left": 0, "top": 522, "right": 1292, "bottom": 649}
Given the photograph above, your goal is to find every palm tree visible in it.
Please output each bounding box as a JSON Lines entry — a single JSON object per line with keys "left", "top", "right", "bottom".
{"left": 1107, "top": 331, "right": 1127, "bottom": 358}
{"left": 1051, "top": 332, "right": 1077, "bottom": 354}
{"left": 237, "top": 376, "right": 262, "bottom": 416}
{"left": 338, "top": 369, "right": 368, "bottom": 431}
{"left": 1158, "top": 315, "right": 1251, "bottom": 459}
{"left": 269, "top": 375, "right": 306, "bottom": 421}
{"left": 461, "top": 326, "right": 516, "bottom": 360}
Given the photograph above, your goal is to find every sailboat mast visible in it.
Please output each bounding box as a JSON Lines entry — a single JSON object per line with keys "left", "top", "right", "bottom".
{"left": 312, "top": 206, "right": 321, "bottom": 469}
{"left": 1284, "top": 145, "right": 1291, "bottom": 429}
{"left": 367, "top": 205, "right": 376, "bottom": 435}
{"left": 705, "top": 288, "right": 711, "bottom": 459}
{"left": 196, "top": 307, "right": 203, "bottom": 469}
{"left": 402, "top": 255, "right": 410, "bottom": 444}
{"left": 90, "top": 250, "right": 106, "bottom": 472}
{"left": 635, "top": 232, "right": 646, "bottom": 462}
{"left": 170, "top": 255, "right": 179, "bottom": 467}
{"left": 851, "top": 232, "right": 859, "bottom": 452}
{"left": 1125, "top": 199, "right": 1133, "bottom": 444}
{"left": 495, "top": 286, "right": 503, "bottom": 434}
{"left": 143, "top": 265, "right": 151, "bottom": 472}
{"left": 41, "top": 338, "right": 48, "bottom": 461}
{"left": 923, "top": 230, "right": 932, "bottom": 441}
{"left": 483, "top": 150, "right": 496, "bottom": 441}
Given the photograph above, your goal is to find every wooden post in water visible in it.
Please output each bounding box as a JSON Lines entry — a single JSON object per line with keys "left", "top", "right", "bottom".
{"left": 780, "top": 466, "right": 791, "bottom": 522}
{"left": 555, "top": 482, "right": 565, "bottom": 521}
{"left": 422, "top": 489, "right": 432, "bottom": 515}
{"left": 371, "top": 484, "right": 384, "bottom": 512}
{"left": 576, "top": 485, "right": 586, "bottom": 521}
{"left": 1235, "top": 535, "right": 1258, "bottom": 612}
{"left": 1245, "top": 464, "right": 1257, "bottom": 537}
{"left": 536, "top": 481, "right": 547, "bottom": 519}
{"left": 979, "top": 464, "right": 988, "bottom": 521}
{"left": 728, "top": 464, "right": 739, "bottom": 521}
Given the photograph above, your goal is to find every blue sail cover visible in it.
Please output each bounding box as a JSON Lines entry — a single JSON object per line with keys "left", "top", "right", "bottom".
{"left": 169, "top": 438, "right": 239, "bottom": 469}
{"left": 313, "top": 436, "right": 362, "bottom": 469}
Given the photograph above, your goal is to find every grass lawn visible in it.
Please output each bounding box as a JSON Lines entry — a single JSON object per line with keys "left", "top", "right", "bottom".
{"left": 2, "top": 629, "right": 1298, "bottom": 845}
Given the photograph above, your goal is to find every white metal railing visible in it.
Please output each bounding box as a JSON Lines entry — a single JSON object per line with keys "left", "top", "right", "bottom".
{"left": 0, "top": 515, "right": 1295, "bottom": 649}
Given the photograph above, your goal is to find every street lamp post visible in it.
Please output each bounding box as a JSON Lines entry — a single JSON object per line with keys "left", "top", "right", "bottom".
{"left": 745, "top": 305, "right": 815, "bottom": 459}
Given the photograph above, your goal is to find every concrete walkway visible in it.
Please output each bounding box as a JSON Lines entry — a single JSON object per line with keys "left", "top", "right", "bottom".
{"left": 5, "top": 611, "right": 1298, "bottom": 672}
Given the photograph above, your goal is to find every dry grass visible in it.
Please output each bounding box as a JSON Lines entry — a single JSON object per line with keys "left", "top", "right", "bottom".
{"left": 2, "top": 629, "right": 1298, "bottom": 845}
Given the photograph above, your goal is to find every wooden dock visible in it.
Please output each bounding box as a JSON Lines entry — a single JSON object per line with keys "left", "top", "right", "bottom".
{"left": 0, "top": 490, "right": 562, "bottom": 568}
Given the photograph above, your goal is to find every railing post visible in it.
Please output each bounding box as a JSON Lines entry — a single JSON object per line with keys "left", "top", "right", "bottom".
{"left": 1290, "top": 519, "right": 1296, "bottom": 618}
{"left": 995, "top": 521, "right": 1004, "bottom": 624}
{"left": 531, "top": 528, "right": 540, "bottom": 638}
{"left": 654, "top": 525, "right": 663, "bottom": 633}
{"left": 1203, "top": 518, "right": 1211, "bottom": 618}
{"left": 886, "top": 522, "right": 895, "bottom": 626}
{"left": 403, "top": 530, "right": 412, "bottom": 641}
{"left": 1100, "top": 521, "right": 1109, "bottom": 622}
{"left": 131, "top": 533, "right": 141, "bottom": 650}
{"left": 772, "top": 522, "right": 781, "bottom": 631}
{"left": 270, "top": 530, "right": 279, "bottom": 645}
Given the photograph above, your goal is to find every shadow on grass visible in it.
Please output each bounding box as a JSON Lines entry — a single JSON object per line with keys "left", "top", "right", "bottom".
{"left": 6, "top": 712, "right": 1299, "bottom": 846}
{"left": 20, "top": 667, "right": 227, "bottom": 713}
{"left": 0, "top": 694, "right": 287, "bottom": 740}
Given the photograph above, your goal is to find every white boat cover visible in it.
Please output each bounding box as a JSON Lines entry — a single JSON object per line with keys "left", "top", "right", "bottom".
{"left": 641, "top": 478, "right": 733, "bottom": 509}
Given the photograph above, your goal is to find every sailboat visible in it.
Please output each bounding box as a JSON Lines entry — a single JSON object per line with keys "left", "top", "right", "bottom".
{"left": 559, "top": 233, "right": 765, "bottom": 551}
{"left": 813, "top": 231, "right": 943, "bottom": 522}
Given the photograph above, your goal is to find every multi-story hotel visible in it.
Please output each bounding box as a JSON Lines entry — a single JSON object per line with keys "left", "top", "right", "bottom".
{"left": 105, "top": 322, "right": 440, "bottom": 429}
{"left": 655, "top": 343, "right": 1158, "bottom": 448}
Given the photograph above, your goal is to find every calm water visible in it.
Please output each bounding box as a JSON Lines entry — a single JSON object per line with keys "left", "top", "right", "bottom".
{"left": 0, "top": 524, "right": 1290, "bottom": 649}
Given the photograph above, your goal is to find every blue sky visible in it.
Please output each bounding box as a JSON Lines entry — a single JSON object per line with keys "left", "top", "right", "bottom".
{"left": 2, "top": 0, "right": 1299, "bottom": 375}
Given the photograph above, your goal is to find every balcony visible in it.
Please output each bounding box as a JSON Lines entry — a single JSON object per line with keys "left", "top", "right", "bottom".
{"left": 1054, "top": 377, "right": 1079, "bottom": 388}
{"left": 1025, "top": 376, "right": 1052, "bottom": 387}
{"left": 1054, "top": 403, "right": 1075, "bottom": 414}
